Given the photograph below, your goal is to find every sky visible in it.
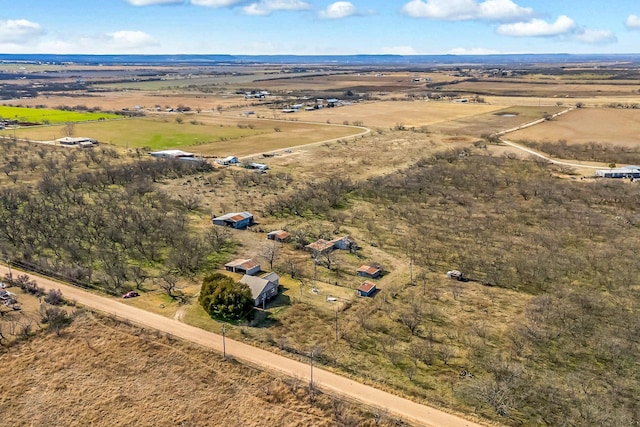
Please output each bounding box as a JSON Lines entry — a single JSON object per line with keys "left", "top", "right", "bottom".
{"left": 3, "top": 1, "right": 640, "bottom": 55}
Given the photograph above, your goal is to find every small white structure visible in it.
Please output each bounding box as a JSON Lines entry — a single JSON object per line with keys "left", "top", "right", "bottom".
{"left": 447, "top": 270, "right": 464, "bottom": 281}
{"left": 57, "top": 137, "right": 97, "bottom": 146}
{"left": 217, "top": 156, "right": 239, "bottom": 166}
{"left": 150, "top": 149, "right": 194, "bottom": 159}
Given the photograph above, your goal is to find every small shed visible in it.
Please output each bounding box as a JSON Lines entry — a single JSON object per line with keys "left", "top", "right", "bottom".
{"left": 240, "top": 273, "right": 279, "bottom": 307}
{"left": 357, "top": 281, "right": 377, "bottom": 297}
{"left": 356, "top": 265, "right": 382, "bottom": 279}
{"left": 331, "top": 236, "right": 356, "bottom": 251}
{"left": 267, "top": 230, "right": 290, "bottom": 242}
{"left": 225, "top": 258, "right": 261, "bottom": 275}
{"left": 213, "top": 212, "right": 254, "bottom": 229}
{"left": 305, "top": 239, "right": 335, "bottom": 254}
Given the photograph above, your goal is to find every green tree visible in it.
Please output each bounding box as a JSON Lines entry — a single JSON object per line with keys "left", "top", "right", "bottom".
{"left": 199, "top": 273, "right": 254, "bottom": 321}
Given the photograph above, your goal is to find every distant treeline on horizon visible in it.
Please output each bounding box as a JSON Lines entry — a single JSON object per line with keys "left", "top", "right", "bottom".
{"left": 2, "top": 53, "right": 640, "bottom": 67}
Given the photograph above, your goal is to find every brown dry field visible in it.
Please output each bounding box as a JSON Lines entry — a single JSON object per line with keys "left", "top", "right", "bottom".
{"left": 0, "top": 307, "right": 389, "bottom": 427}
{"left": 506, "top": 107, "right": 640, "bottom": 147}
{"left": 448, "top": 79, "right": 640, "bottom": 98}
{"left": 269, "top": 101, "right": 505, "bottom": 129}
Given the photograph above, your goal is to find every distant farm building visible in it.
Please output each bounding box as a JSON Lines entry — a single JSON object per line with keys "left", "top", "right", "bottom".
{"left": 240, "top": 272, "right": 280, "bottom": 307}
{"left": 596, "top": 166, "right": 640, "bottom": 179}
{"left": 213, "top": 212, "right": 254, "bottom": 229}
{"left": 150, "top": 149, "right": 194, "bottom": 159}
{"left": 225, "top": 258, "right": 261, "bottom": 276}
{"left": 217, "top": 156, "right": 239, "bottom": 166}
{"left": 267, "top": 230, "right": 290, "bottom": 243}
{"left": 357, "top": 281, "right": 377, "bottom": 297}
{"left": 356, "top": 265, "right": 382, "bottom": 279}
{"left": 57, "top": 137, "right": 98, "bottom": 147}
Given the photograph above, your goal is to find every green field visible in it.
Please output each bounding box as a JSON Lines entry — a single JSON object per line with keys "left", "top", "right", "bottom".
{"left": 1, "top": 115, "right": 360, "bottom": 154}
{"left": 0, "top": 106, "right": 120, "bottom": 124}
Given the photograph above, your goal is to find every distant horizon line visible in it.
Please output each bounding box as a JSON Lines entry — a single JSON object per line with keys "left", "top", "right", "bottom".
{"left": 3, "top": 52, "right": 640, "bottom": 66}
{"left": 4, "top": 52, "right": 640, "bottom": 57}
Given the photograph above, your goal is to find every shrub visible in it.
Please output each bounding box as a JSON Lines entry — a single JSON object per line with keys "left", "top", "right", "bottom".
{"left": 44, "top": 289, "right": 64, "bottom": 306}
{"left": 199, "top": 273, "right": 254, "bottom": 321}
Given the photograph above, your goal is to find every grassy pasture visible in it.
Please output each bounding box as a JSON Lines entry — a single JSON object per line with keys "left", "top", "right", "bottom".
{"left": 3, "top": 91, "right": 253, "bottom": 112}
{"left": 2, "top": 115, "right": 362, "bottom": 155}
{"left": 0, "top": 105, "right": 119, "bottom": 124}
{"left": 506, "top": 107, "right": 640, "bottom": 147}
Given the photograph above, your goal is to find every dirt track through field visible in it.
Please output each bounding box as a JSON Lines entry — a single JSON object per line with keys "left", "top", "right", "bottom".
{"left": 1, "top": 265, "right": 485, "bottom": 427}
{"left": 497, "top": 108, "right": 604, "bottom": 170}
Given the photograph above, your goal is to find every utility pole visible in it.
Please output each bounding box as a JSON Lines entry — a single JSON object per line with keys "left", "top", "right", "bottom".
{"left": 309, "top": 350, "right": 314, "bottom": 390}
{"left": 335, "top": 308, "right": 339, "bottom": 343}
{"left": 222, "top": 324, "right": 226, "bottom": 359}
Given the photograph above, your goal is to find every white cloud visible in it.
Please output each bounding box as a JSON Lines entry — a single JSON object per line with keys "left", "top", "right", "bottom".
{"left": 190, "top": 0, "right": 246, "bottom": 7}
{"left": 401, "top": 0, "right": 532, "bottom": 22}
{"left": 319, "top": 2, "right": 358, "bottom": 19}
{"left": 381, "top": 45, "right": 417, "bottom": 55}
{"left": 626, "top": 15, "right": 640, "bottom": 30}
{"left": 497, "top": 15, "right": 576, "bottom": 37}
{"left": 449, "top": 47, "right": 500, "bottom": 55}
{"left": 107, "top": 30, "right": 157, "bottom": 49}
{"left": 242, "top": 0, "right": 310, "bottom": 15}
{"left": 0, "top": 19, "right": 43, "bottom": 43}
{"left": 126, "top": 0, "right": 184, "bottom": 5}
{"left": 574, "top": 28, "right": 616, "bottom": 45}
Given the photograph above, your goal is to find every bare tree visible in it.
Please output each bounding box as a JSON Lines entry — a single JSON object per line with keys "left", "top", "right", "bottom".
{"left": 259, "top": 241, "right": 281, "bottom": 270}
{"left": 62, "top": 122, "right": 75, "bottom": 137}
{"left": 158, "top": 272, "right": 179, "bottom": 299}
{"left": 398, "top": 300, "right": 424, "bottom": 335}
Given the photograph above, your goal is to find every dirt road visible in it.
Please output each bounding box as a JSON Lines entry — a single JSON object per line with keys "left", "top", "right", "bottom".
{"left": 2, "top": 265, "right": 485, "bottom": 427}
{"left": 496, "top": 107, "right": 603, "bottom": 171}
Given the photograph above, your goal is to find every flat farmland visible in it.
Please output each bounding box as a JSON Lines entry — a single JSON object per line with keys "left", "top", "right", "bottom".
{"left": 4, "top": 92, "right": 255, "bottom": 113}
{"left": 288, "top": 100, "right": 505, "bottom": 128}
{"left": 429, "top": 105, "right": 565, "bottom": 137}
{"left": 0, "top": 105, "right": 119, "bottom": 123}
{"left": 447, "top": 79, "right": 640, "bottom": 97}
{"left": 506, "top": 108, "right": 640, "bottom": 147}
{"left": 252, "top": 71, "right": 454, "bottom": 92}
{"left": 2, "top": 115, "right": 362, "bottom": 155}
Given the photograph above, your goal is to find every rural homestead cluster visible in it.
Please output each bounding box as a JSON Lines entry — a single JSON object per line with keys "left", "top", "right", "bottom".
{"left": 213, "top": 210, "right": 383, "bottom": 306}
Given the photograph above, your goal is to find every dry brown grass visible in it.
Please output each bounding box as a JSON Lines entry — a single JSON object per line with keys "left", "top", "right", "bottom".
{"left": 0, "top": 306, "right": 394, "bottom": 427}
{"left": 507, "top": 107, "right": 640, "bottom": 147}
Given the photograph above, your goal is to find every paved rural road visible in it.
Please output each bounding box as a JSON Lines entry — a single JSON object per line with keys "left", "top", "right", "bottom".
{"left": 1, "top": 265, "right": 485, "bottom": 427}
